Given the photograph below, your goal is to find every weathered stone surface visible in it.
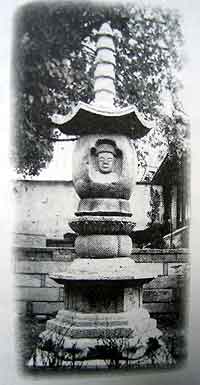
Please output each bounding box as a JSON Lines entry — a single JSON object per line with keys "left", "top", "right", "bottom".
{"left": 124, "top": 287, "right": 143, "bottom": 311}
{"left": 75, "top": 198, "right": 132, "bottom": 216}
{"left": 70, "top": 216, "right": 135, "bottom": 235}
{"left": 16, "top": 287, "right": 63, "bottom": 302}
{"left": 64, "top": 284, "right": 123, "bottom": 313}
{"left": 72, "top": 134, "right": 137, "bottom": 199}
{"left": 75, "top": 234, "right": 132, "bottom": 258}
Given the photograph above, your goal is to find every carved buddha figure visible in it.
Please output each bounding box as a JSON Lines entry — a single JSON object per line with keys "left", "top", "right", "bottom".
{"left": 92, "top": 140, "right": 119, "bottom": 183}
{"left": 96, "top": 143, "right": 116, "bottom": 174}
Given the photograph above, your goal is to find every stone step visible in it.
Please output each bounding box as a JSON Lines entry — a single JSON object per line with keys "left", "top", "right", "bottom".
{"left": 49, "top": 317, "right": 128, "bottom": 328}
{"left": 46, "top": 320, "right": 133, "bottom": 338}
{"left": 56, "top": 308, "right": 149, "bottom": 322}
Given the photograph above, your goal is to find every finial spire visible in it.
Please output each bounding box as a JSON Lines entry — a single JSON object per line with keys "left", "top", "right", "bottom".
{"left": 93, "top": 23, "right": 116, "bottom": 108}
{"left": 51, "top": 22, "right": 153, "bottom": 139}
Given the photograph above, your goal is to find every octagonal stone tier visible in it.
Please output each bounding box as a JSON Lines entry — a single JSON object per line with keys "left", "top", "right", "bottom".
{"left": 50, "top": 258, "right": 156, "bottom": 317}
{"left": 69, "top": 216, "right": 136, "bottom": 235}
{"left": 45, "top": 308, "right": 160, "bottom": 339}
{"left": 50, "top": 257, "right": 156, "bottom": 282}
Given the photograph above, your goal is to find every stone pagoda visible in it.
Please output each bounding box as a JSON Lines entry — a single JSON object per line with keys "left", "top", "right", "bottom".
{"left": 34, "top": 23, "right": 164, "bottom": 367}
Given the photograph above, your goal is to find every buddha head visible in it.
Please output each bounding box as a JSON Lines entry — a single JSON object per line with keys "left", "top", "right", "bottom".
{"left": 96, "top": 141, "right": 116, "bottom": 174}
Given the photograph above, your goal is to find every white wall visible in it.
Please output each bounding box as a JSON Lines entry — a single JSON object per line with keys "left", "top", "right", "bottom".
{"left": 13, "top": 180, "right": 163, "bottom": 239}
{"left": 14, "top": 180, "right": 79, "bottom": 238}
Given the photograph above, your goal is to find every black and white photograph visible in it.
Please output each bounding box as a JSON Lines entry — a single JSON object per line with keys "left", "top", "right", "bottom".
{"left": 0, "top": 0, "right": 200, "bottom": 384}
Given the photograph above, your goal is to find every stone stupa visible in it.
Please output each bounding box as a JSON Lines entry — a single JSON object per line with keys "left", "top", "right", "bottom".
{"left": 31, "top": 23, "right": 169, "bottom": 368}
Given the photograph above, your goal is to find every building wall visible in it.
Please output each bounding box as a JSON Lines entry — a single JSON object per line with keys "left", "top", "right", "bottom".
{"left": 13, "top": 180, "right": 164, "bottom": 240}
{"left": 13, "top": 180, "right": 79, "bottom": 239}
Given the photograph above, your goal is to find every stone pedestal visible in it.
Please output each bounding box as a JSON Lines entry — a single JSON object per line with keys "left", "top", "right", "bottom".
{"left": 39, "top": 307, "right": 161, "bottom": 355}
{"left": 30, "top": 258, "right": 166, "bottom": 367}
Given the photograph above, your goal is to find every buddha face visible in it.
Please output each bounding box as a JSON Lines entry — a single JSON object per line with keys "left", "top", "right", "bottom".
{"left": 97, "top": 151, "right": 115, "bottom": 174}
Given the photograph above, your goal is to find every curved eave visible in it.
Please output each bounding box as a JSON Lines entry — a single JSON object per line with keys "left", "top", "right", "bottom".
{"left": 51, "top": 102, "right": 154, "bottom": 140}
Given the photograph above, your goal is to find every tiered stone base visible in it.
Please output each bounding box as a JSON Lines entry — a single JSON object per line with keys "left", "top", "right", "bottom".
{"left": 28, "top": 260, "right": 174, "bottom": 368}
{"left": 42, "top": 308, "right": 161, "bottom": 342}
{"left": 29, "top": 308, "right": 172, "bottom": 368}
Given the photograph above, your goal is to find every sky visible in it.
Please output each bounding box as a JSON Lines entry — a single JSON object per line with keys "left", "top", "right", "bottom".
{"left": 0, "top": 1, "right": 200, "bottom": 384}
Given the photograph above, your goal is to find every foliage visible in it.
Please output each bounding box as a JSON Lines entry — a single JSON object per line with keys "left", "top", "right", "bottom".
{"left": 95, "top": 328, "right": 134, "bottom": 369}
{"left": 145, "top": 187, "right": 168, "bottom": 248}
{"left": 12, "top": 1, "right": 188, "bottom": 176}
{"left": 36, "top": 329, "right": 84, "bottom": 369}
{"left": 35, "top": 326, "right": 168, "bottom": 369}
{"left": 132, "top": 223, "right": 167, "bottom": 249}
{"left": 147, "top": 186, "right": 161, "bottom": 225}
{"left": 92, "top": 327, "right": 173, "bottom": 369}
{"left": 16, "top": 315, "right": 46, "bottom": 366}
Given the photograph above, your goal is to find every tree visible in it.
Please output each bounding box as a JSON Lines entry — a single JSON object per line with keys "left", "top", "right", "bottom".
{"left": 147, "top": 186, "right": 161, "bottom": 226}
{"left": 11, "top": 1, "right": 189, "bottom": 176}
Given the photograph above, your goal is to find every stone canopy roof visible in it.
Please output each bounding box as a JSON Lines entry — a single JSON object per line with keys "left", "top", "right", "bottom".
{"left": 51, "top": 101, "right": 153, "bottom": 139}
